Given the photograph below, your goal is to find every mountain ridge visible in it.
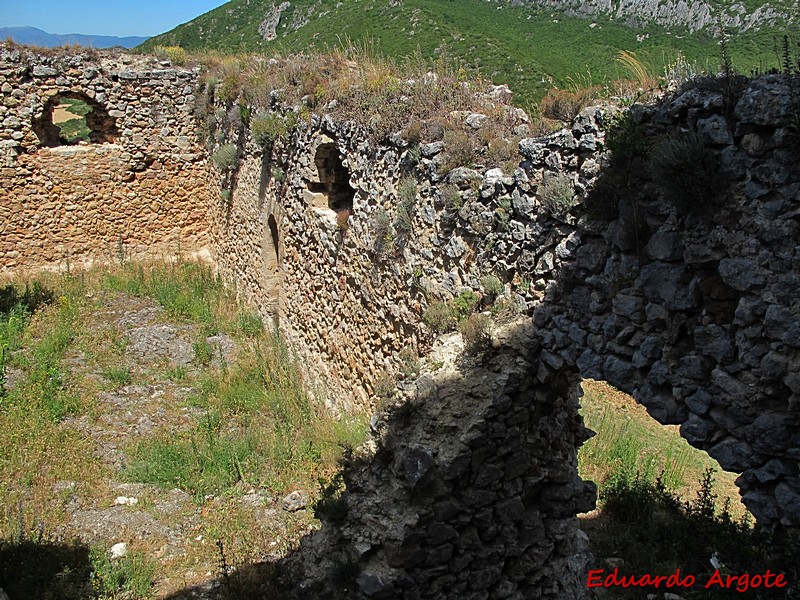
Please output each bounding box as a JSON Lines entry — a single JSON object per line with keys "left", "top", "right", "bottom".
{"left": 1, "top": 26, "right": 149, "bottom": 49}
{"left": 142, "top": 0, "right": 796, "bottom": 103}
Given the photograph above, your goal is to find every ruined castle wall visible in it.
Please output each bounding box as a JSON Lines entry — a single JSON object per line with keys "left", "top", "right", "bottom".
{"left": 0, "top": 46, "right": 210, "bottom": 273}
{"left": 213, "top": 76, "right": 799, "bottom": 543}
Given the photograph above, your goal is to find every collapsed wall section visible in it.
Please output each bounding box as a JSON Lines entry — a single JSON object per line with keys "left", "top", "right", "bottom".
{"left": 0, "top": 46, "right": 210, "bottom": 273}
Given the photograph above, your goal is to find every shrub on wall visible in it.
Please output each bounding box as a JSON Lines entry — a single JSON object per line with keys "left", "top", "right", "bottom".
{"left": 438, "top": 129, "right": 475, "bottom": 175}
{"left": 460, "top": 313, "right": 492, "bottom": 354}
{"left": 250, "top": 111, "right": 290, "bottom": 150}
{"left": 649, "top": 131, "right": 726, "bottom": 214}
{"left": 422, "top": 301, "right": 456, "bottom": 333}
{"left": 211, "top": 143, "right": 238, "bottom": 171}
{"left": 540, "top": 86, "right": 601, "bottom": 122}
{"left": 539, "top": 173, "right": 576, "bottom": 216}
{"left": 395, "top": 176, "right": 418, "bottom": 240}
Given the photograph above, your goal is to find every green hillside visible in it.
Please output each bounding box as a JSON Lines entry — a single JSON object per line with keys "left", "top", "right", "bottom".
{"left": 141, "top": 0, "right": 796, "bottom": 103}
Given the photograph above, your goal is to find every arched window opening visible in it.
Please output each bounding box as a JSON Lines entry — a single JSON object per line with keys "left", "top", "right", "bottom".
{"left": 33, "top": 92, "right": 120, "bottom": 147}
{"left": 262, "top": 213, "right": 282, "bottom": 319}
{"left": 267, "top": 214, "right": 280, "bottom": 273}
{"left": 305, "top": 142, "right": 355, "bottom": 214}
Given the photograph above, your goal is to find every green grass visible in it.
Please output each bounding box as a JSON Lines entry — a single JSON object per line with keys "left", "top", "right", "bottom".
{"left": 141, "top": 0, "right": 795, "bottom": 105}
{"left": 126, "top": 335, "right": 368, "bottom": 498}
{"left": 579, "top": 379, "right": 742, "bottom": 507}
{"left": 576, "top": 380, "right": 800, "bottom": 599}
{"left": 103, "top": 262, "right": 227, "bottom": 331}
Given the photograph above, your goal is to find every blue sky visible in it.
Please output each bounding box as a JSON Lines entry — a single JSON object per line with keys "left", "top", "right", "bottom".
{"left": 0, "top": 0, "right": 230, "bottom": 38}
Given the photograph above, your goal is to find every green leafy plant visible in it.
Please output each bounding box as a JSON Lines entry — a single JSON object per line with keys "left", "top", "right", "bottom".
{"left": 451, "top": 290, "right": 479, "bottom": 322}
{"left": 90, "top": 546, "right": 156, "bottom": 598}
{"left": 250, "top": 111, "right": 289, "bottom": 150}
{"left": 480, "top": 274, "right": 504, "bottom": 298}
{"left": 440, "top": 183, "right": 463, "bottom": 211}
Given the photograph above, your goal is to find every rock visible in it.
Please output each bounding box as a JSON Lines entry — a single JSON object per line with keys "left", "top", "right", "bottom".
{"left": 696, "top": 114, "right": 733, "bottom": 145}
{"left": 680, "top": 414, "right": 713, "bottom": 444}
{"left": 32, "top": 65, "right": 58, "bottom": 77}
{"left": 637, "top": 262, "right": 695, "bottom": 311}
{"left": 403, "top": 444, "right": 434, "bottom": 487}
{"left": 282, "top": 490, "right": 309, "bottom": 512}
{"left": 518, "top": 138, "right": 547, "bottom": 163}
{"left": 357, "top": 573, "right": 396, "bottom": 598}
{"left": 447, "top": 167, "right": 480, "bottom": 189}
{"left": 114, "top": 496, "right": 138, "bottom": 507}
{"left": 735, "top": 77, "right": 796, "bottom": 127}
{"left": 465, "top": 113, "right": 487, "bottom": 129}
{"left": 645, "top": 230, "right": 683, "bottom": 261}
{"left": 420, "top": 141, "right": 443, "bottom": 157}
{"left": 718, "top": 258, "right": 765, "bottom": 291}
{"left": 109, "top": 542, "right": 128, "bottom": 559}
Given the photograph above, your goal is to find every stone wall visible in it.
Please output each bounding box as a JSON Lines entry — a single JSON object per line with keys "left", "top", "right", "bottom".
{"left": 3, "top": 44, "right": 799, "bottom": 597}
{"left": 211, "top": 74, "right": 799, "bottom": 540}
{"left": 0, "top": 45, "right": 210, "bottom": 273}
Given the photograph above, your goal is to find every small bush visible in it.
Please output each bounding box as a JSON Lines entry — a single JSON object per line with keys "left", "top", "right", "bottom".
{"left": 402, "top": 120, "right": 424, "bottom": 144}
{"left": 438, "top": 129, "right": 475, "bottom": 174}
{"left": 422, "top": 301, "right": 456, "bottom": 333}
{"left": 193, "top": 339, "right": 214, "bottom": 365}
{"left": 398, "top": 348, "right": 420, "bottom": 379}
{"left": 649, "top": 131, "right": 726, "bottom": 214}
{"left": 451, "top": 290, "right": 479, "bottom": 322}
{"left": 153, "top": 45, "right": 188, "bottom": 66}
{"left": 372, "top": 208, "right": 392, "bottom": 258}
{"left": 540, "top": 86, "right": 601, "bottom": 122}
{"left": 440, "top": 183, "right": 463, "bottom": 211}
{"left": 539, "top": 173, "right": 576, "bottom": 216}
{"left": 334, "top": 208, "right": 351, "bottom": 233}
{"left": 373, "top": 372, "right": 396, "bottom": 400}
{"left": 212, "top": 143, "right": 238, "bottom": 171}
{"left": 460, "top": 313, "right": 491, "bottom": 354}
{"left": 395, "top": 176, "right": 417, "bottom": 238}
{"left": 495, "top": 197, "right": 512, "bottom": 230}
{"left": 250, "top": 111, "right": 289, "bottom": 150}
{"left": 480, "top": 274, "right": 504, "bottom": 298}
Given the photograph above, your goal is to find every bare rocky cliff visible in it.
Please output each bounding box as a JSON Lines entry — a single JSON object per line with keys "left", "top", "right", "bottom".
{"left": 516, "top": 0, "right": 798, "bottom": 32}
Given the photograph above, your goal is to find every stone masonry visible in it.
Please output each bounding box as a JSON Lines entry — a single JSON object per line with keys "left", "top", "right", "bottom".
{"left": 2, "top": 44, "right": 799, "bottom": 597}
{"left": 0, "top": 45, "right": 210, "bottom": 273}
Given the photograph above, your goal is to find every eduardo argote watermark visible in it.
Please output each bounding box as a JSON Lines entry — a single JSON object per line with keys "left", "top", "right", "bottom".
{"left": 587, "top": 567, "right": 789, "bottom": 593}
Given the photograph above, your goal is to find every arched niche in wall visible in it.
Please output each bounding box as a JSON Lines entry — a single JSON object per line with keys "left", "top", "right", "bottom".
{"left": 263, "top": 213, "right": 283, "bottom": 317}
{"left": 303, "top": 136, "right": 355, "bottom": 217}
{"left": 32, "top": 91, "right": 120, "bottom": 147}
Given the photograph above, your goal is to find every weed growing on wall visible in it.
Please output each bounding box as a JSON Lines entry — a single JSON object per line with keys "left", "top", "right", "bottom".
{"left": 212, "top": 143, "right": 238, "bottom": 171}
{"left": 539, "top": 173, "right": 576, "bottom": 216}
{"left": 459, "top": 313, "right": 492, "bottom": 354}
{"left": 649, "top": 131, "right": 726, "bottom": 214}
